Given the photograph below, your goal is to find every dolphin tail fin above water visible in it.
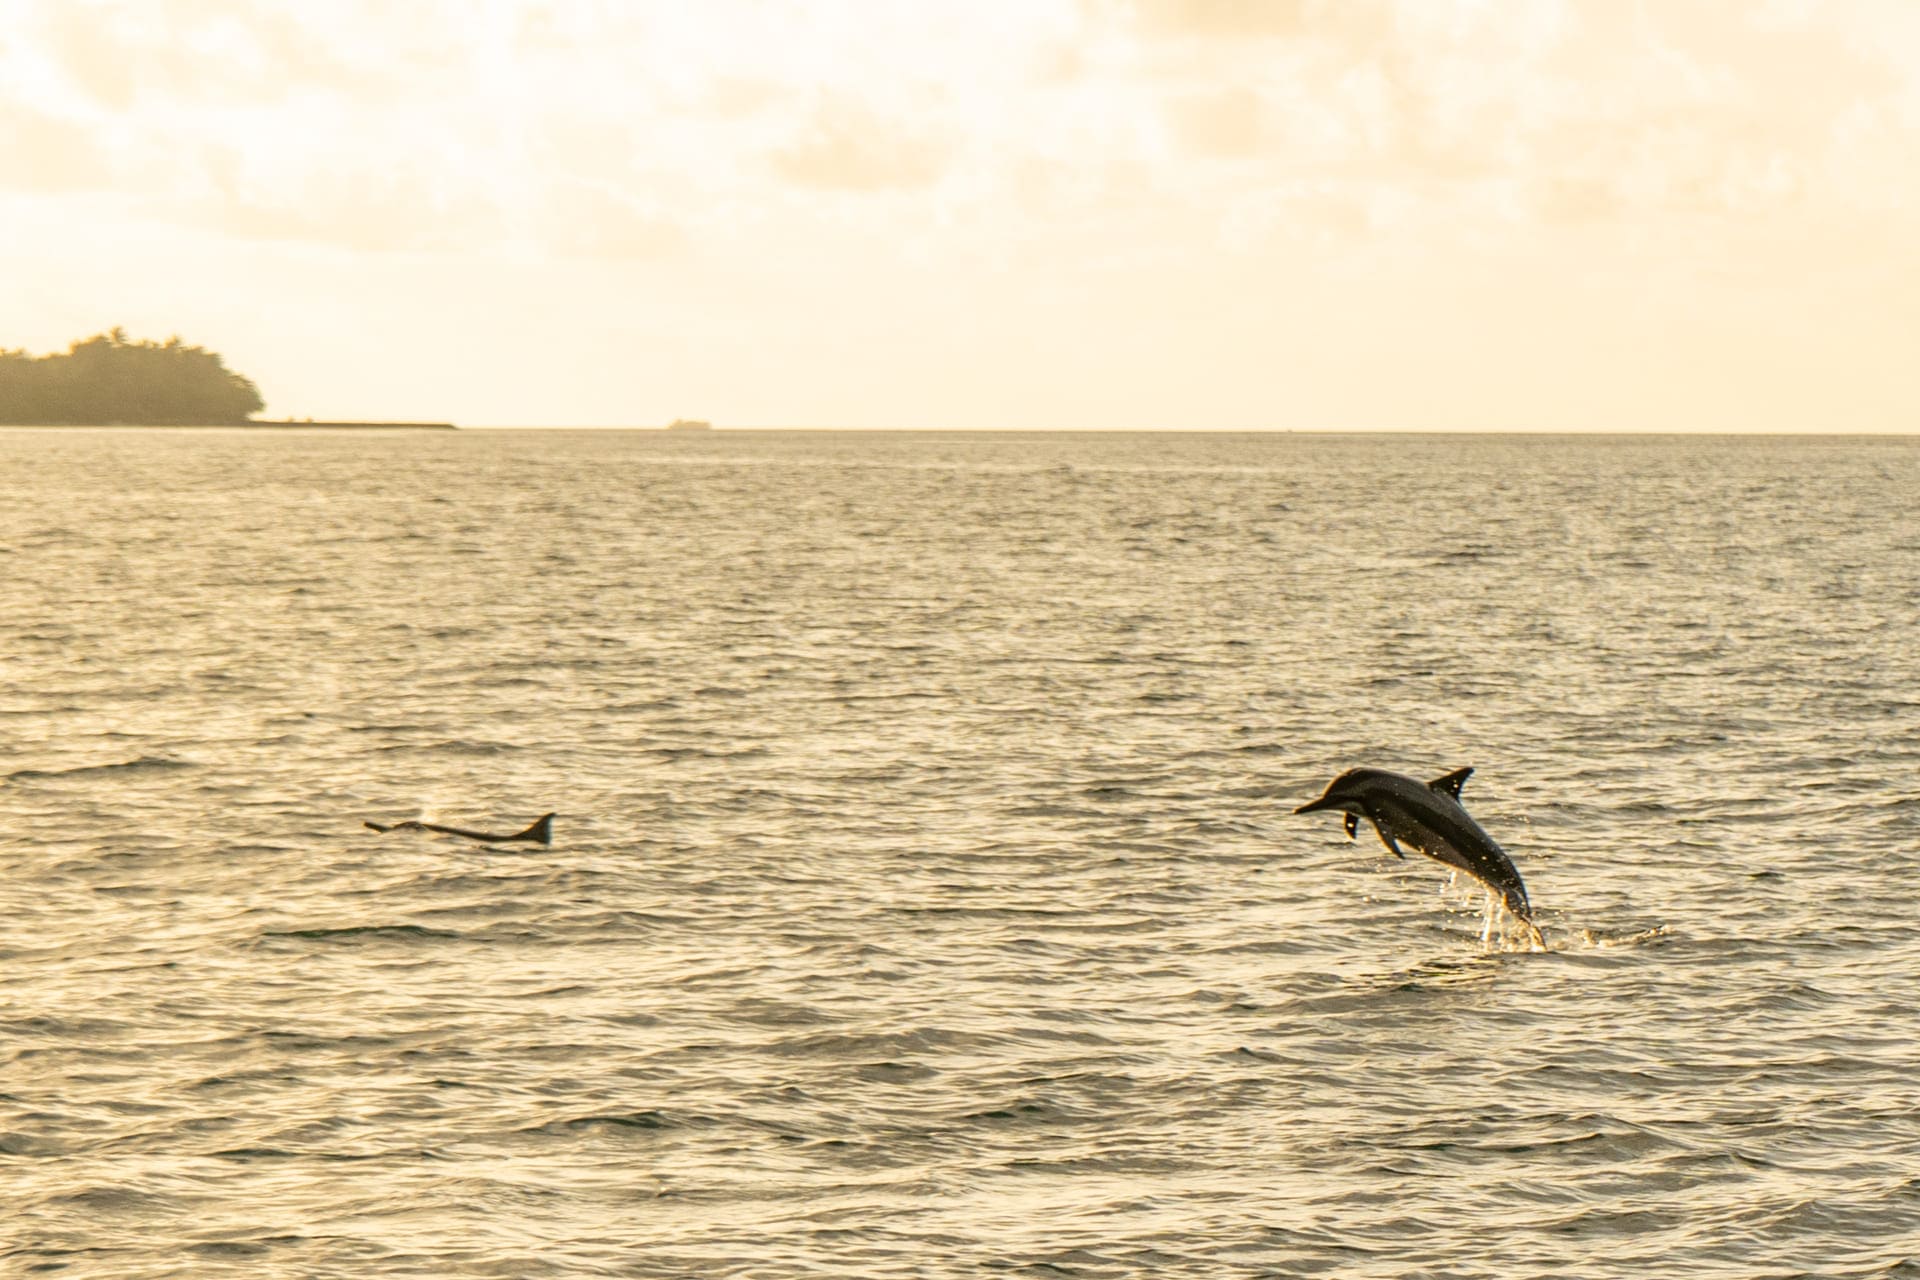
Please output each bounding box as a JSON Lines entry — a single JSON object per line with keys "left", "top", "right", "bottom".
{"left": 511, "top": 813, "right": 555, "bottom": 846}
{"left": 1426, "top": 767, "right": 1474, "bottom": 800}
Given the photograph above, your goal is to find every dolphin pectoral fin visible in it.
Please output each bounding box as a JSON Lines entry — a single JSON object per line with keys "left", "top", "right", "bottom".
{"left": 1376, "top": 827, "right": 1405, "bottom": 859}
{"left": 1343, "top": 813, "right": 1359, "bottom": 842}
{"left": 1427, "top": 767, "right": 1473, "bottom": 801}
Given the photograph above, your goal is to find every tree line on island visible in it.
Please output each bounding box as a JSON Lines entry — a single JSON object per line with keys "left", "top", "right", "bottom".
{"left": 0, "top": 328, "right": 265, "bottom": 425}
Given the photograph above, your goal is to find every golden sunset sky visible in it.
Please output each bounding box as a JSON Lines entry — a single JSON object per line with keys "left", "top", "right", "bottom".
{"left": 3, "top": 0, "right": 1916, "bottom": 429}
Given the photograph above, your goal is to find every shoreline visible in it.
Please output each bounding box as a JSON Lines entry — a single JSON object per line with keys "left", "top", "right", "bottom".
{"left": 0, "top": 420, "right": 457, "bottom": 431}
{"left": 265, "top": 420, "right": 457, "bottom": 430}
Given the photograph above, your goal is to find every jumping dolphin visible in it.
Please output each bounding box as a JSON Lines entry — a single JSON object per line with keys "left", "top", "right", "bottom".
{"left": 363, "top": 812, "right": 554, "bottom": 846}
{"left": 1295, "top": 767, "right": 1543, "bottom": 948}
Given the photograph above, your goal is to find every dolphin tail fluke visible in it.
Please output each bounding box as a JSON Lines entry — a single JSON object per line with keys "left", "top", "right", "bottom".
{"left": 511, "top": 813, "right": 555, "bottom": 845}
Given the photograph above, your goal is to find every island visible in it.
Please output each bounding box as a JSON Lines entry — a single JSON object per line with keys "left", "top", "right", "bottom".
{"left": 0, "top": 328, "right": 452, "bottom": 428}
{"left": 666, "top": 418, "right": 713, "bottom": 431}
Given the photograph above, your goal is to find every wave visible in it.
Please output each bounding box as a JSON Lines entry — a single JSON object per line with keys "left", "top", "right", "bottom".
{"left": 519, "top": 1109, "right": 715, "bottom": 1136}
{"left": 5, "top": 756, "right": 195, "bottom": 782}
{"left": 261, "top": 924, "right": 462, "bottom": 942}
{"left": 372, "top": 739, "right": 523, "bottom": 756}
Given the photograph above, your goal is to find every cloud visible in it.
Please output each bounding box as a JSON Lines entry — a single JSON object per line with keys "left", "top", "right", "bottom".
{"left": 207, "top": 165, "right": 489, "bottom": 255}
{"left": 1530, "top": 174, "right": 1622, "bottom": 225}
{"left": 1166, "top": 87, "right": 1266, "bottom": 157}
{"left": 7, "top": 0, "right": 1920, "bottom": 273}
{"left": 540, "top": 184, "right": 685, "bottom": 260}
{"left": 770, "top": 98, "right": 953, "bottom": 192}
{"left": 1101, "top": 0, "right": 1920, "bottom": 250}
{"left": 1103, "top": 0, "right": 1393, "bottom": 43}
{"left": 1119, "top": 0, "right": 1314, "bottom": 38}
{"left": 0, "top": 105, "right": 117, "bottom": 191}
{"left": 28, "top": 1, "right": 366, "bottom": 111}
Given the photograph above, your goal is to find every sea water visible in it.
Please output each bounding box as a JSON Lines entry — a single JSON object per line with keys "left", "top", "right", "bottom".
{"left": 4, "top": 428, "right": 1918, "bottom": 1277}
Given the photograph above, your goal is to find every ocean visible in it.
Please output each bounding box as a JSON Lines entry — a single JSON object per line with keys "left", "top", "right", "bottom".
{"left": 4, "top": 427, "right": 1918, "bottom": 1277}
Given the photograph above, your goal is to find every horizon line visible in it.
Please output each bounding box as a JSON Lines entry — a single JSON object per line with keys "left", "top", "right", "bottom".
{"left": 444, "top": 424, "right": 1920, "bottom": 437}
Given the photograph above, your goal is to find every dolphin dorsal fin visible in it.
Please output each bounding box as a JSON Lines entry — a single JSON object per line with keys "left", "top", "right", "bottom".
{"left": 512, "top": 813, "right": 555, "bottom": 845}
{"left": 1427, "top": 767, "right": 1473, "bottom": 800}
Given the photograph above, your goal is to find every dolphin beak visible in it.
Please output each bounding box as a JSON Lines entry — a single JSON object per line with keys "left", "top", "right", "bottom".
{"left": 1293, "top": 796, "right": 1336, "bottom": 815}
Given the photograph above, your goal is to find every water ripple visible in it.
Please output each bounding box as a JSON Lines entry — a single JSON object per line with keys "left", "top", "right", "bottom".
{"left": 3, "top": 429, "right": 1920, "bottom": 1277}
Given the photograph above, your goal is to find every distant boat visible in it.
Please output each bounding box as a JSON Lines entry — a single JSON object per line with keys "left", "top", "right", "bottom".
{"left": 666, "top": 418, "right": 713, "bottom": 431}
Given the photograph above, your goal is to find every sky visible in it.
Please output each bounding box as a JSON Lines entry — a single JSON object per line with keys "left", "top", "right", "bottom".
{"left": 2, "top": 0, "right": 1917, "bottom": 430}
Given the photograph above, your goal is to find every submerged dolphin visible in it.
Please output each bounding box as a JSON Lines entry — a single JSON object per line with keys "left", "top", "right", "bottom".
{"left": 1295, "top": 767, "right": 1542, "bottom": 947}
{"left": 364, "top": 812, "right": 554, "bottom": 846}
